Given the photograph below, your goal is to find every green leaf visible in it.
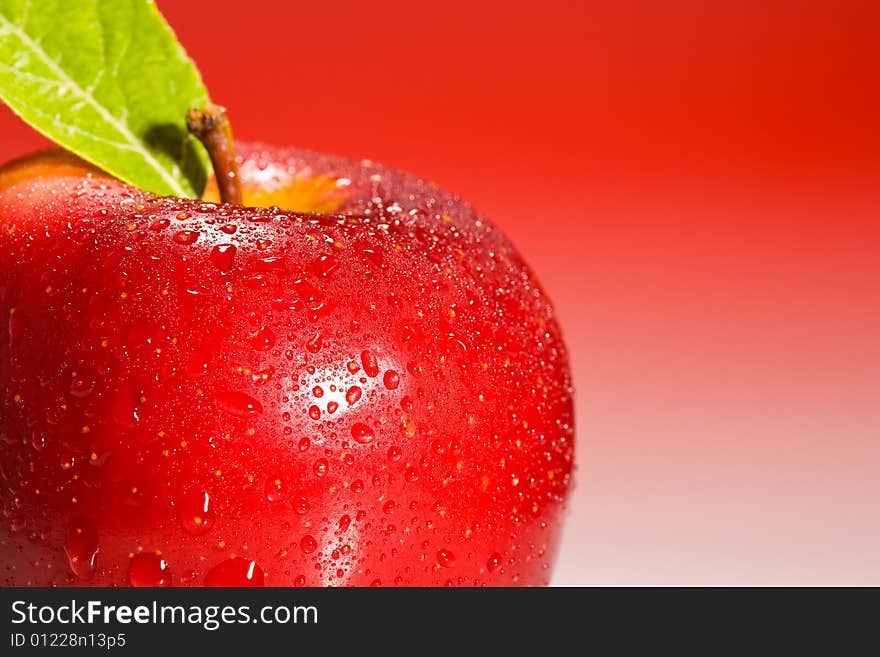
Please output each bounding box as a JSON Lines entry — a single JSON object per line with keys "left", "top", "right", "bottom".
{"left": 0, "top": 0, "right": 210, "bottom": 197}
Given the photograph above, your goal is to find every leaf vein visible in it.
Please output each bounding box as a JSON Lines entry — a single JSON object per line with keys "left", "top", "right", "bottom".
{"left": 0, "top": 11, "right": 186, "bottom": 196}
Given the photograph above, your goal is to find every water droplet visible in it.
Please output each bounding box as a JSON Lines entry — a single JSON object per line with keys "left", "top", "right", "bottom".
{"left": 387, "top": 446, "right": 402, "bottom": 462}
{"left": 173, "top": 230, "right": 199, "bottom": 245}
{"left": 298, "top": 437, "right": 311, "bottom": 452}
{"left": 312, "top": 386, "right": 324, "bottom": 398}
{"left": 294, "top": 497, "right": 310, "bottom": 515}
{"left": 69, "top": 376, "right": 94, "bottom": 398}
{"left": 383, "top": 500, "right": 396, "bottom": 514}
{"left": 8, "top": 310, "right": 23, "bottom": 345}
{"left": 308, "top": 405, "right": 321, "bottom": 420}
{"left": 209, "top": 244, "right": 237, "bottom": 271}
{"left": 350, "top": 479, "right": 364, "bottom": 494}
{"left": 129, "top": 553, "right": 172, "bottom": 586}
{"left": 205, "top": 558, "right": 264, "bottom": 586}
{"left": 314, "top": 459, "right": 329, "bottom": 477}
{"left": 216, "top": 391, "right": 263, "bottom": 418}
{"left": 300, "top": 535, "right": 318, "bottom": 554}
{"left": 305, "top": 332, "right": 323, "bottom": 353}
{"left": 360, "top": 350, "right": 379, "bottom": 378}
{"left": 383, "top": 370, "right": 400, "bottom": 390}
{"left": 345, "top": 386, "right": 362, "bottom": 405}
{"left": 405, "top": 466, "right": 419, "bottom": 483}
{"left": 180, "top": 491, "right": 213, "bottom": 535}
{"left": 294, "top": 575, "right": 307, "bottom": 586}
{"left": 247, "top": 327, "right": 276, "bottom": 351}
{"left": 437, "top": 548, "right": 456, "bottom": 568}
{"left": 487, "top": 552, "right": 502, "bottom": 572}
{"left": 30, "top": 431, "right": 46, "bottom": 452}
{"left": 65, "top": 517, "right": 99, "bottom": 580}
{"left": 256, "top": 255, "right": 284, "bottom": 271}
{"left": 351, "top": 423, "right": 375, "bottom": 444}
{"left": 313, "top": 254, "right": 337, "bottom": 277}
{"left": 338, "top": 515, "right": 351, "bottom": 532}
{"left": 264, "top": 477, "right": 284, "bottom": 502}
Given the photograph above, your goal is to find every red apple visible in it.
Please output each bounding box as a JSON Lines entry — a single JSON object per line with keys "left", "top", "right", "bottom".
{"left": 0, "top": 144, "right": 573, "bottom": 586}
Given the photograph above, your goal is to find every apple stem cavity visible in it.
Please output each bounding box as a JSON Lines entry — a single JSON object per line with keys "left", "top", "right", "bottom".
{"left": 186, "top": 104, "right": 243, "bottom": 205}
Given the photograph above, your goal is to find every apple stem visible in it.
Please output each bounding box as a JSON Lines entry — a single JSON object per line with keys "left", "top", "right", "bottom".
{"left": 186, "top": 104, "right": 243, "bottom": 205}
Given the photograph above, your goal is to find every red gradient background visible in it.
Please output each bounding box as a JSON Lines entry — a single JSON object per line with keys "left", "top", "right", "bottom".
{"left": 2, "top": 0, "right": 878, "bottom": 585}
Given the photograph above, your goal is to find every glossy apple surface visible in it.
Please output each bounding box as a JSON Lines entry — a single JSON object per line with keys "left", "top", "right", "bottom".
{"left": 0, "top": 145, "right": 573, "bottom": 586}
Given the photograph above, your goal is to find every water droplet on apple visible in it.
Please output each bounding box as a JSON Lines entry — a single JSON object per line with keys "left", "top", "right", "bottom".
{"left": 264, "top": 477, "right": 284, "bottom": 502}
{"left": 65, "top": 517, "right": 99, "bottom": 580}
{"left": 487, "top": 552, "right": 502, "bottom": 572}
{"left": 314, "top": 459, "right": 329, "bottom": 477}
{"left": 313, "top": 254, "right": 337, "bottom": 277}
{"left": 300, "top": 534, "right": 318, "bottom": 554}
{"left": 129, "top": 553, "right": 172, "bottom": 586}
{"left": 351, "top": 423, "right": 374, "bottom": 444}
{"left": 383, "top": 370, "right": 400, "bottom": 390}
{"left": 345, "top": 386, "right": 362, "bottom": 404}
{"left": 69, "top": 375, "right": 94, "bottom": 398}
{"left": 215, "top": 390, "right": 263, "bottom": 418}
{"left": 360, "top": 350, "right": 379, "bottom": 377}
{"left": 173, "top": 230, "right": 199, "bottom": 245}
{"left": 205, "top": 558, "right": 264, "bottom": 586}
{"left": 305, "top": 332, "right": 323, "bottom": 353}
{"left": 8, "top": 309, "right": 23, "bottom": 345}
{"left": 29, "top": 430, "right": 45, "bottom": 452}
{"left": 437, "top": 548, "right": 455, "bottom": 568}
{"left": 210, "top": 244, "right": 237, "bottom": 271}
{"left": 180, "top": 491, "right": 213, "bottom": 535}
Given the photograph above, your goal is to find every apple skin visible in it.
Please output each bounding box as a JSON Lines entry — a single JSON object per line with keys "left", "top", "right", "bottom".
{"left": 0, "top": 144, "right": 574, "bottom": 586}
